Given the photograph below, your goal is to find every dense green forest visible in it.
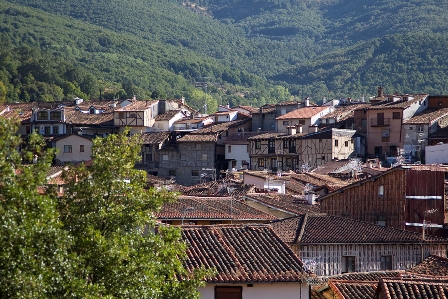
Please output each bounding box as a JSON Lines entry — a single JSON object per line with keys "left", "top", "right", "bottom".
{"left": 1, "top": 0, "right": 448, "bottom": 110}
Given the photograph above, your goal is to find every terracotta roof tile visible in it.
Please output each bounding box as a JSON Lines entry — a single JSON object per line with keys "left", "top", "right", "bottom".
{"left": 330, "top": 271, "right": 402, "bottom": 281}
{"left": 115, "top": 100, "right": 158, "bottom": 111}
{"left": 271, "top": 214, "right": 448, "bottom": 244}
{"left": 366, "top": 94, "right": 428, "bottom": 110}
{"left": 244, "top": 194, "right": 321, "bottom": 216}
{"left": 179, "top": 181, "right": 255, "bottom": 199}
{"left": 225, "top": 131, "right": 266, "bottom": 143}
{"left": 276, "top": 106, "right": 328, "bottom": 120}
{"left": 329, "top": 280, "right": 377, "bottom": 299}
{"left": 234, "top": 105, "right": 259, "bottom": 113}
{"left": 181, "top": 224, "right": 307, "bottom": 283}
{"left": 407, "top": 255, "right": 448, "bottom": 277}
{"left": 155, "top": 109, "right": 182, "bottom": 121}
{"left": 138, "top": 132, "right": 171, "bottom": 144}
{"left": 65, "top": 110, "right": 114, "bottom": 125}
{"left": 157, "top": 196, "right": 277, "bottom": 221}
{"left": 190, "top": 119, "right": 251, "bottom": 135}
{"left": 404, "top": 108, "right": 448, "bottom": 124}
{"left": 177, "top": 134, "right": 217, "bottom": 142}
{"left": 376, "top": 277, "right": 448, "bottom": 299}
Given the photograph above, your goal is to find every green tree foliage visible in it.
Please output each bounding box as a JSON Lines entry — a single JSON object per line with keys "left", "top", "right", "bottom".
{"left": 0, "top": 119, "right": 212, "bottom": 298}
{"left": 59, "top": 129, "right": 212, "bottom": 298}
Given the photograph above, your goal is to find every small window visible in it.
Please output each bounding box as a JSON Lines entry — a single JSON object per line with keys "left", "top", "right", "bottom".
{"left": 381, "top": 256, "right": 392, "bottom": 270}
{"left": 195, "top": 143, "right": 201, "bottom": 149}
{"left": 169, "top": 169, "right": 176, "bottom": 176}
{"left": 342, "top": 256, "right": 356, "bottom": 273}
{"left": 283, "top": 121, "right": 289, "bottom": 126}
{"left": 37, "top": 111, "right": 48, "bottom": 120}
{"left": 228, "top": 146, "right": 231, "bottom": 153}
{"left": 80, "top": 145, "right": 84, "bottom": 152}
{"left": 130, "top": 113, "right": 137, "bottom": 118}
{"left": 53, "top": 126, "right": 59, "bottom": 134}
{"left": 392, "top": 112, "right": 401, "bottom": 119}
{"left": 118, "top": 112, "right": 125, "bottom": 119}
{"left": 50, "top": 110, "right": 62, "bottom": 120}
{"left": 378, "top": 185, "right": 384, "bottom": 196}
{"left": 44, "top": 127, "right": 51, "bottom": 134}
{"left": 334, "top": 140, "right": 339, "bottom": 147}
{"left": 298, "top": 119, "right": 305, "bottom": 125}
{"left": 89, "top": 107, "right": 95, "bottom": 114}
{"left": 344, "top": 141, "right": 349, "bottom": 147}
{"left": 409, "top": 126, "right": 413, "bottom": 130}
{"left": 283, "top": 140, "right": 289, "bottom": 149}
{"left": 64, "top": 145, "right": 72, "bottom": 153}
{"left": 255, "top": 140, "right": 261, "bottom": 149}
{"left": 215, "top": 286, "right": 242, "bottom": 299}
{"left": 202, "top": 153, "right": 207, "bottom": 160}
{"left": 417, "top": 126, "right": 424, "bottom": 132}
{"left": 377, "top": 220, "right": 386, "bottom": 226}
{"left": 162, "top": 154, "right": 169, "bottom": 160}
{"left": 145, "top": 153, "right": 152, "bottom": 162}
{"left": 257, "top": 158, "right": 264, "bottom": 168}
{"left": 438, "top": 101, "right": 442, "bottom": 106}
{"left": 191, "top": 170, "right": 199, "bottom": 177}
{"left": 281, "top": 108, "right": 286, "bottom": 115}
{"left": 246, "top": 144, "right": 249, "bottom": 153}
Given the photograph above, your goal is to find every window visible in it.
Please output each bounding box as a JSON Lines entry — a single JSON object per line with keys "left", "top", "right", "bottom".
{"left": 118, "top": 112, "right": 125, "bottom": 119}
{"left": 215, "top": 286, "right": 242, "bottom": 299}
{"left": 202, "top": 153, "right": 207, "bottom": 160}
{"left": 191, "top": 170, "right": 199, "bottom": 177}
{"left": 225, "top": 131, "right": 228, "bottom": 137}
{"left": 271, "top": 158, "right": 277, "bottom": 170}
{"left": 409, "top": 126, "right": 413, "bottom": 130}
{"left": 89, "top": 107, "right": 95, "bottom": 114}
{"left": 44, "top": 127, "right": 51, "bottom": 134}
{"left": 37, "top": 111, "right": 48, "bottom": 120}
{"left": 345, "top": 141, "right": 349, "bottom": 147}
{"left": 342, "top": 256, "right": 356, "bottom": 273}
{"left": 80, "top": 145, "right": 84, "bottom": 152}
{"left": 257, "top": 158, "right": 264, "bottom": 168}
{"left": 381, "top": 129, "right": 390, "bottom": 142}
{"left": 268, "top": 139, "right": 275, "bottom": 153}
{"left": 255, "top": 140, "right": 261, "bottom": 149}
{"left": 246, "top": 144, "right": 249, "bottom": 153}
{"left": 283, "top": 140, "right": 289, "bottom": 149}
{"left": 50, "top": 110, "right": 62, "bottom": 120}
{"left": 378, "top": 185, "right": 384, "bottom": 196}
{"left": 392, "top": 112, "right": 401, "bottom": 119}
{"left": 145, "top": 153, "right": 152, "bottom": 162}
{"left": 334, "top": 140, "right": 339, "bottom": 147}
{"left": 281, "top": 108, "right": 286, "bottom": 115}
{"left": 298, "top": 119, "right": 305, "bottom": 125}
{"left": 417, "top": 126, "right": 424, "bottom": 132}
{"left": 53, "top": 126, "right": 59, "bottom": 134}
{"left": 438, "top": 101, "right": 442, "bottom": 106}
{"left": 286, "top": 158, "right": 292, "bottom": 167}
{"left": 169, "top": 169, "right": 176, "bottom": 176}
{"left": 381, "top": 256, "right": 392, "bottom": 270}
{"left": 289, "top": 139, "right": 296, "bottom": 153}
{"left": 195, "top": 143, "right": 201, "bottom": 149}
{"left": 64, "top": 145, "right": 72, "bottom": 153}
{"left": 228, "top": 145, "right": 231, "bottom": 153}
{"left": 283, "top": 121, "right": 289, "bottom": 126}
{"left": 130, "top": 113, "right": 137, "bottom": 118}
{"left": 162, "top": 154, "right": 169, "bottom": 160}
{"left": 377, "top": 220, "right": 386, "bottom": 226}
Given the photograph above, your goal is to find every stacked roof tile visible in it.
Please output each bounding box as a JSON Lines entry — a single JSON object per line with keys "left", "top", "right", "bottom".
{"left": 181, "top": 225, "right": 307, "bottom": 283}
{"left": 407, "top": 255, "right": 448, "bottom": 277}
{"left": 375, "top": 277, "right": 448, "bottom": 299}
{"left": 276, "top": 106, "right": 328, "bottom": 120}
{"left": 245, "top": 194, "right": 321, "bottom": 216}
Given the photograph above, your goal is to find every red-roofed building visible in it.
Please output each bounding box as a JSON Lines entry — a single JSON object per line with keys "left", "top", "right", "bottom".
{"left": 276, "top": 106, "right": 331, "bottom": 133}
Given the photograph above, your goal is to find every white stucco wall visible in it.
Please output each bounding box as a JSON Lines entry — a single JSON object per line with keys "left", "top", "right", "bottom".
{"left": 426, "top": 143, "right": 448, "bottom": 164}
{"left": 225, "top": 144, "right": 250, "bottom": 169}
{"left": 55, "top": 135, "right": 93, "bottom": 163}
{"left": 199, "top": 282, "right": 308, "bottom": 299}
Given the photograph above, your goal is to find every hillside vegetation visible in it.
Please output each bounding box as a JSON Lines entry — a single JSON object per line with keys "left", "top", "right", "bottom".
{"left": 1, "top": 0, "right": 448, "bottom": 109}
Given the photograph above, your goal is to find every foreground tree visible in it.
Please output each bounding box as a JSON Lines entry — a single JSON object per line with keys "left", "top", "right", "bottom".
{"left": 0, "top": 118, "right": 211, "bottom": 298}
{"left": 59, "top": 129, "right": 211, "bottom": 298}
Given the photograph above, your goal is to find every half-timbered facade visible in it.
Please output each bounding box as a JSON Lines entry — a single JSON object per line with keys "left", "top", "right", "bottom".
{"left": 248, "top": 128, "right": 356, "bottom": 171}
{"left": 114, "top": 100, "right": 158, "bottom": 134}
{"left": 271, "top": 214, "right": 448, "bottom": 277}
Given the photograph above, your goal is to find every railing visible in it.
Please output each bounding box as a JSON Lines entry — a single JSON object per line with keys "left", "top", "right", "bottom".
{"left": 370, "top": 118, "right": 390, "bottom": 126}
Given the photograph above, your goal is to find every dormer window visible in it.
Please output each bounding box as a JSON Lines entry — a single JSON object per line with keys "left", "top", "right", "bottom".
{"left": 37, "top": 111, "right": 48, "bottom": 120}
{"left": 50, "top": 110, "right": 62, "bottom": 120}
{"left": 89, "top": 107, "right": 95, "bottom": 114}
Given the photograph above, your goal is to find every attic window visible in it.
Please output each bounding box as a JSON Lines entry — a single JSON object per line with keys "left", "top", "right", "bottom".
{"left": 392, "top": 112, "right": 400, "bottom": 119}
{"left": 90, "top": 107, "right": 95, "bottom": 114}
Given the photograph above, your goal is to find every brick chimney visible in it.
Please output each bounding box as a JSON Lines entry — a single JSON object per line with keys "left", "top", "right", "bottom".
{"left": 378, "top": 86, "right": 384, "bottom": 98}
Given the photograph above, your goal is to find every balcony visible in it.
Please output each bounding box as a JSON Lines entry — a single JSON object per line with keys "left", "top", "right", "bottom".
{"left": 370, "top": 118, "right": 390, "bottom": 127}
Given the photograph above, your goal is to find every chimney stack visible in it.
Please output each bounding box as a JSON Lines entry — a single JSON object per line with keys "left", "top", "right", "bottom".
{"left": 378, "top": 86, "right": 384, "bottom": 98}
{"left": 305, "top": 192, "right": 316, "bottom": 205}
{"left": 287, "top": 125, "right": 297, "bottom": 135}
{"left": 309, "top": 125, "right": 318, "bottom": 133}
{"left": 304, "top": 97, "right": 310, "bottom": 107}
{"left": 297, "top": 124, "right": 303, "bottom": 134}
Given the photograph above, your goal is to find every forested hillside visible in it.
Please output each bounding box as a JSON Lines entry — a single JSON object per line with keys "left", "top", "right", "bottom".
{"left": 1, "top": 0, "right": 448, "bottom": 109}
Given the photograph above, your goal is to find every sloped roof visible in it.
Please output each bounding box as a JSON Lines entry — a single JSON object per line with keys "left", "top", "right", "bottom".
{"left": 139, "top": 132, "right": 171, "bottom": 144}
{"left": 115, "top": 100, "right": 158, "bottom": 111}
{"left": 179, "top": 181, "right": 255, "bottom": 199}
{"left": 276, "top": 106, "right": 328, "bottom": 120}
{"left": 234, "top": 105, "right": 259, "bottom": 113}
{"left": 154, "top": 109, "right": 182, "bottom": 121}
{"left": 329, "top": 280, "right": 377, "bottom": 299}
{"left": 366, "top": 94, "right": 428, "bottom": 110}
{"left": 329, "top": 271, "right": 402, "bottom": 281}
{"left": 190, "top": 118, "right": 251, "bottom": 135}
{"left": 404, "top": 108, "right": 448, "bottom": 124}
{"left": 177, "top": 134, "right": 217, "bottom": 142}
{"left": 245, "top": 194, "right": 321, "bottom": 216}
{"left": 407, "top": 255, "right": 448, "bottom": 277}
{"left": 271, "top": 214, "right": 448, "bottom": 244}
{"left": 156, "top": 196, "right": 276, "bottom": 221}
{"left": 65, "top": 110, "right": 114, "bottom": 125}
{"left": 225, "top": 131, "right": 266, "bottom": 143}
{"left": 182, "top": 224, "right": 306, "bottom": 283}
{"left": 375, "top": 277, "right": 448, "bottom": 299}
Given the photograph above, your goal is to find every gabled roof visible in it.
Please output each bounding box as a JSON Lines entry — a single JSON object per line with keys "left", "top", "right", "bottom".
{"left": 407, "top": 255, "right": 448, "bottom": 277}
{"left": 177, "top": 134, "right": 217, "bottom": 142}
{"left": 182, "top": 224, "right": 307, "bottom": 283}
{"left": 366, "top": 94, "right": 428, "bottom": 110}
{"left": 330, "top": 271, "right": 403, "bottom": 281}
{"left": 65, "top": 110, "right": 114, "bottom": 125}
{"left": 154, "top": 109, "right": 182, "bottom": 121}
{"left": 375, "top": 277, "right": 448, "bottom": 299}
{"left": 179, "top": 181, "right": 255, "bottom": 199}
{"left": 271, "top": 214, "right": 448, "bottom": 244}
{"left": 244, "top": 194, "right": 321, "bottom": 216}
{"left": 190, "top": 118, "right": 250, "bottom": 135}
{"left": 252, "top": 104, "right": 276, "bottom": 114}
{"left": 233, "top": 105, "right": 259, "bottom": 114}
{"left": 276, "top": 106, "right": 328, "bottom": 120}
{"left": 328, "top": 280, "right": 377, "bottom": 299}
{"left": 157, "top": 196, "right": 276, "bottom": 221}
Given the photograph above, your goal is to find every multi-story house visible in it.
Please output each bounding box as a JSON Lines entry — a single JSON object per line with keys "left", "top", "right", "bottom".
{"left": 402, "top": 108, "right": 448, "bottom": 161}
{"left": 114, "top": 100, "right": 159, "bottom": 134}
{"left": 318, "top": 165, "right": 448, "bottom": 237}
{"left": 53, "top": 134, "right": 94, "bottom": 164}
{"left": 135, "top": 131, "right": 172, "bottom": 174}
{"left": 271, "top": 214, "right": 448, "bottom": 277}
{"left": 224, "top": 131, "right": 264, "bottom": 170}
{"left": 276, "top": 106, "right": 331, "bottom": 133}
{"left": 357, "top": 87, "right": 429, "bottom": 158}
{"left": 31, "top": 105, "right": 67, "bottom": 136}
{"left": 248, "top": 127, "right": 357, "bottom": 172}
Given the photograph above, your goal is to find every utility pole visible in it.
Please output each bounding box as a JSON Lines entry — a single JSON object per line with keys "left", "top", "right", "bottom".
{"left": 195, "top": 77, "right": 213, "bottom": 114}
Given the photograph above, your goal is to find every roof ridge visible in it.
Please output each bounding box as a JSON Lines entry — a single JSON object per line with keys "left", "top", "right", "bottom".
{"left": 294, "top": 214, "right": 308, "bottom": 243}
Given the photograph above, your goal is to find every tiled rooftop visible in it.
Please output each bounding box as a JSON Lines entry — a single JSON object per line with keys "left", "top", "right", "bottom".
{"left": 329, "top": 280, "right": 377, "bottom": 299}
{"left": 179, "top": 181, "right": 255, "bottom": 199}
{"left": 276, "top": 106, "right": 328, "bottom": 120}
{"left": 115, "top": 100, "right": 158, "bottom": 111}
{"left": 366, "top": 94, "right": 428, "bottom": 110}
{"left": 330, "top": 271, "right": 402, "bottom": 281}
{"left": 244, "top": 194, "right": 321, "bottom": 216}
{"left": 376, "top": 277, "right": 448, "bottom": 299}
{"left": 404, "top": 108, "right": 448, "bottom": 124}
{"left": 138, "top": 132, "right": 171, "bottom": 144}
{"left": 407, "top": 255, "right": 448, "bottom": 277}
{"left": 322, "top": 103, "right": 370, "bottom": 120}
{"left": 181, "top": 224, "right": 307, "bottom": 283}
{"left": 177, "top": 134, "right": 217, "bottom": 142}
{"left": 271, "top": 214, "right": 448, "bottom": 244}
{"left": 156, "top": 196, "right": 277, "bottom": 221}
{"left": 65, "top": 110, "right": 114, "bottom": 125}
{"left": 234, "top": 105, "right": 259, "bottom": 114}
{"left": 190, "top": 118, "right": 251, "bottom": 135}
{"left": 225, "top": 131, "right": 267, "bottom": 143}
{"left": 253, "top": 104, "right": 276, "bottom": 114}
{"left": 154, "top": 109, "right": 182, "bottom": 121}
